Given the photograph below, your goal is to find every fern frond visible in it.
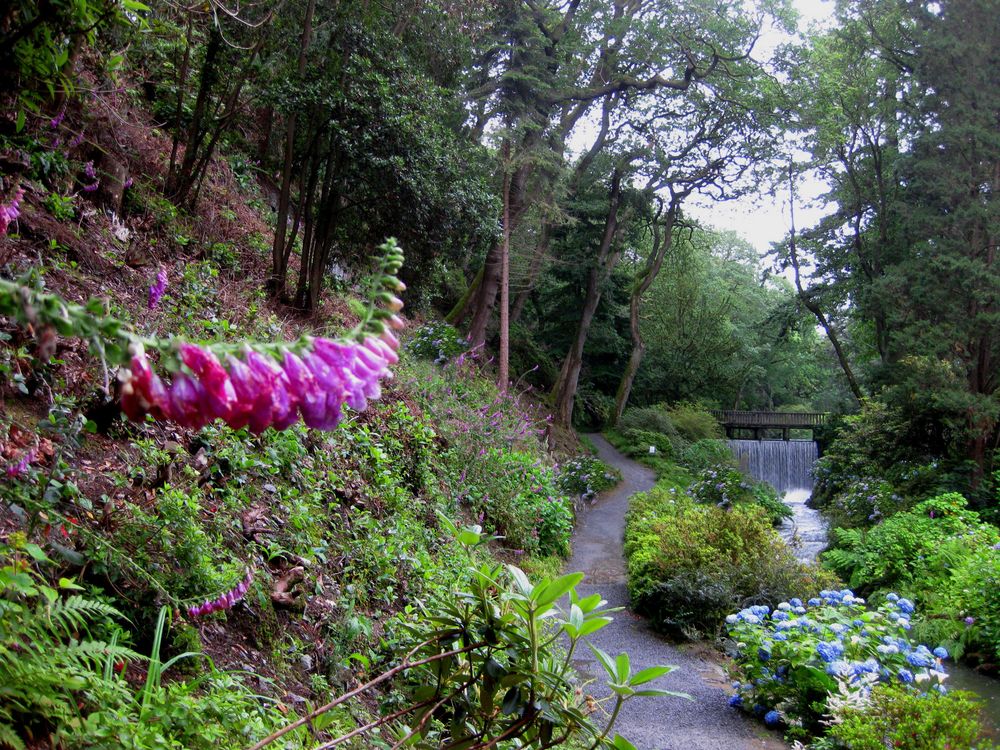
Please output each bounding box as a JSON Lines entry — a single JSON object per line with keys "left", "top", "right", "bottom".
{"left": 43, "top": 596, "right": 125, "bottom": 639}
{"left": 0, "top": 721, "right": 26, "bottom": 750}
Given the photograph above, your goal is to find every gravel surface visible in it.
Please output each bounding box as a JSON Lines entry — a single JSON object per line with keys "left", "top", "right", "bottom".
{"left": 565, "top": 434, "right": 787, "bottom": 750}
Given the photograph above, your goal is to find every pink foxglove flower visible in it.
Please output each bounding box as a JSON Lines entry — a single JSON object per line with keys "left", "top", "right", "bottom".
{"left": 119, "top": 349, "right": 170, "bottom": 422}
{"left": 148, "top": 267, "right": 168, "bottom": 309}
{"left": 5, "top": 448, "right": 37, "bottom": 478}
{"left": 187, "top": 569, "right": 253, "bottom": 618}
{"left": 0, "top": 187, "right": 25, "bottom": 237}
{"left": 179, "top": 343, "right": 236, "bottom": 421}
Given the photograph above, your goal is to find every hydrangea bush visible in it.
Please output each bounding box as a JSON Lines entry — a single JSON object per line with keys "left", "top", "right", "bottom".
{"left": 557, "top": 455, "right": 621, "bottom": 503}
{"left": 726, "top": 589, "right": 951, "bottom": 737}
{"left": 686, "top": 466, "right": 791, "bottom": 524}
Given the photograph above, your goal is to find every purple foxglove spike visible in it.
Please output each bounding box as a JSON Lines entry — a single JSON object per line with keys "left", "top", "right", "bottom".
{"left": 364, "top": 337, "right": 398, "bottom": 365}
{"left": 303, "top": 352, "right": 345, "bottom": 394}
{"left": 380, "top": 330, "right": 400, "bottom": 351}
{"left": 167, "top": 373, "right": 210, "bottom": 430}
{"left": 353, "top": 344, "right": 385, "bottom": 372}
{"left": 362, "top": 379, "right": 381, "bottom": 401}
{"left": 282, "top": 351, "right": 324, "bottom": 423}
{"left": 223, "top": 354, "right": 262, "bottom": 430}
{"left": 312, "top": 337, "right": 354, "bottom": 366}
{"left": 302, "top": 394, "right": 344, "bottom": 430}
{"left": 247, "top": 351, "right": 297, "bottom": 430}
{"left": 180, "top": 344, "right": 236, "bottom": 421}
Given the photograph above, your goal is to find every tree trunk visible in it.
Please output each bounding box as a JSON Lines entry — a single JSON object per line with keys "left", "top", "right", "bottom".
{"left": 552, "top": 171, "right": 623, "bottom": 428}
{"left": 788, "top": 166, "right": 864, "bottom": 404}
{"left": 610, "top": 200, "right": 679, "bottom": 427}
{"left": 498, "top": 141, "right": 512, "bottom": 391}
{"left": 271, "top": 0, "right": 315, "bottom": 297}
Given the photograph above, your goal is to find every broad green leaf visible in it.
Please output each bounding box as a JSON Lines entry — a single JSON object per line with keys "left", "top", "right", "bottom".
{"left": 633, "top": 688, "right": 692, "bottom": 699}
{"left": 630, "top": 665, "right": 675, "bottom": 686}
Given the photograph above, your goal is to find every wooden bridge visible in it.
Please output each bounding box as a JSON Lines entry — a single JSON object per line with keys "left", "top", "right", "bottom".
{"left": 710, "top": 411, "right": 829, "bottom": 440}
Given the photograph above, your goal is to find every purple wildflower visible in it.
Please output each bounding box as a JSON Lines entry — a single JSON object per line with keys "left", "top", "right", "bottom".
{"left": 187, "top": 569, "right": 254, "bottom": 618}
{"left": 84, "top": 161, "right": 96, "bottom": 180}
{"left": 69, "top": 131, "right": 85, "bottom": 148}
{"left": 6, "top": 448, "right": 37, "bottom": 478}
{"left": 124, "top": 177, "right": 133, "bottom": 189}
{"left": 82, "top": 181, "right": 99, "bottom": 192}
{"left": 147, "top": 267, "right": 168, "bottom": 309}
{"left": 0, "top": 187, "right": 25, "bottom": 237}
{"left": 50, "top": 110, "right": 65, "bottom": 129}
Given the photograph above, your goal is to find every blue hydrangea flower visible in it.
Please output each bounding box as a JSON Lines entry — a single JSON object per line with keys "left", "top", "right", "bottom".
{"left": 758, "top": 645, "right": 772, "bottom": 662}
{"left": 764, "top": 709, "right": 781, "bottom": 727}
{"left": 789, "top": 598, "right": 803, "bottom": 608}
{"left": 777, "top": 602, "right": 791, "bottom": 611}
{"left": 728, "top": 694, "right": 743, "bottom": 707}
{"left": 816, "top": 641, "right": 845, "bottom": 662}
{"left": 826, "top": 660, "right": 853, "bottom": 676}
{"left": 897, "top": 598, "right": 915, "bottom": 614}
{"left": 933, "top": 646, "right": 949, "bottom": 659}
{"left": 808, "top": 597, "right": 821, "bottom": 607}
{"left": 887, "top": 593, "right": 900, "bottom": 603}
{"left": 772, "top": 611, "right": 790, "bottom": 621}
{"left": 898, "top": 668, "right": 914, "bottom": 683}
{"left": 773, "top": 632, "right": 787, "bottom": 641}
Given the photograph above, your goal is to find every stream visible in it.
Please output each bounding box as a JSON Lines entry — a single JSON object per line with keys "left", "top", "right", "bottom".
{"left": 731, "top": 438, "right": 1000, "bottom": 736}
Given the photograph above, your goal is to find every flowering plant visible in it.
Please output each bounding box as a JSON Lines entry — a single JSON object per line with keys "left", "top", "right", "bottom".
{"left": 0, "top": 240, "right": 407, "bottom": 433}
{"left": 556, "top": 455, "right": 621, "bottom": 503}
{"left": 726, "top": 589, "right": 950, "bottom": 736}
{"left": 686, "top": 466, "right": 791, "bottom": 524}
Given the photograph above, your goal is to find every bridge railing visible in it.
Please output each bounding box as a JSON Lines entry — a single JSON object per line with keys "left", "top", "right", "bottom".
{"left": 710, "top": 411, "right": 829, "bottom": 428}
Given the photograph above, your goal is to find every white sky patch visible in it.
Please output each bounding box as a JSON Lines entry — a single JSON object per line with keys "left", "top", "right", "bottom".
{"left": 686, "top": 0, "right": 838, "bottom": 256}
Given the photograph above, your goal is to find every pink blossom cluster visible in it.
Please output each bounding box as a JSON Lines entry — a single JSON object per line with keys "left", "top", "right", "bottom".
{"left": 120, "top": 332, "right": 400, "bottom": 433}
{"left": 0, "top": 187, "right": 25, "bottom": 237}
{"left": 82, "top": 160, "right": 99, "bottom": 192}
{"left": 5, "top": 448, "right": 36, "bottom": 479}
{"left": 187, "top": 569, "right": 253, "bottom": 618}
{"left": 148, "top": 267, "right": 168, "bottom": 309}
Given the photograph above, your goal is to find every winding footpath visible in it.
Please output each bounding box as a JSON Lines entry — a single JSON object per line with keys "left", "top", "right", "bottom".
{"left": 566, "top": 434, "right": 786, "bottom": 750}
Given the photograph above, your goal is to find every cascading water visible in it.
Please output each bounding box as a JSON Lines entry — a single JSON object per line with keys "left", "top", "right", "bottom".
{"left": 727, "top": 439, "right": 827, "bottom": 562}
{"left": 727, "top": 439, "right": 817, "bottom": 493}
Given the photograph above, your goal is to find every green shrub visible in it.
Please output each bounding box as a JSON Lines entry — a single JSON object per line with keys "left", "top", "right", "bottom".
{"left": 686, "top": 466, "right": 791, "bottom": 524}
{"left": 405, "top": 320, "right": 468, "bottom": 363}
{"left": 823, "top": 493, "right": 1000, "bottom": 663}
{"left": 625, "top": 486, "right": 838, "bottom": 637}
{"left": 828, "top": 685, "right": 988, "bottom": 750}
{"left": 667, "top": 402, "right": 722, "bottom": 442}
{"left": 679, "top": 439, "right": 734, "bottom": 472}
{"left": 622, "top": 428, "right": 676, "bottom": 459}
{"left": 556, "top": 455, "right": 621, "bottom": 501}
{"left": 619, "top": 406, "right": 685, "bottom": 445}
{"left": 823, "top": 493, "right": 996, "bottom": 590}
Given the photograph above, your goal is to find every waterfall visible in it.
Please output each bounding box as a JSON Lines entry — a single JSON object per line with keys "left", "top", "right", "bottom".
{"left": 727, "top": 439, "right": 826, "bottom": 561}
{"left": 727, "top": 439, "right": 818, "bottom": 493}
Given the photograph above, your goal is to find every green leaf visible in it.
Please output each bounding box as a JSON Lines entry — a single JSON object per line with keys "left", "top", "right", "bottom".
{"left": 15, "top": 110, "right": 25, "bottom": 133}
{"left": 577, "top": 616, "right": 612, "bottom": 637}
{"left": 588, "top": 643, "right": 617, "bottom": 680}
{"left": 507, "top": 565, "right": 533, "bottom": 597}
{"left": 629, "top": 665, "right": 675, "bottom": 686}
{"left": 612, "top": 734, "right": 638, "bottom": 750}
{"left": 633, "top": 689, "right": 692, "bottom": 699}
{"left": 24, "top": 544, "right": 49, "bottom": 562}
{"left": 501, "top": 686, "right": 520, "bottom": 716}
{"left": 535, "top": 571, "right": 584, "bottom": 606}
{"left": 615, "top": 652, "right": 630, "bottom": 682}
{"left": 58, "top": 577, "right": 84, "bottom": 590}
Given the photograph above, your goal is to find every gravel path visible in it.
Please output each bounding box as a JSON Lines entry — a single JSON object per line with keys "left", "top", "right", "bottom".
{"left": 565, "top": 434, "right": 786, "bottom": 750}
